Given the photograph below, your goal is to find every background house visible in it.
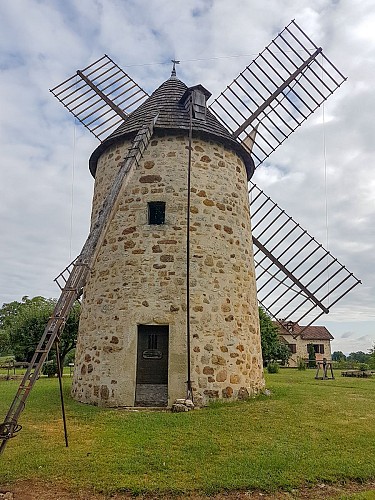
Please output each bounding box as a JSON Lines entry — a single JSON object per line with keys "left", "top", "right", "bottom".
{"left": 277, "top": 322, "right": 334, "bottom": 367}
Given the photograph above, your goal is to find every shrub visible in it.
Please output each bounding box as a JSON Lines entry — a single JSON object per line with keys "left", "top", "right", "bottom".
{"left": 333, "top": 359, "right": 350, "bottom": 370}
{"left": 65, "top": 348, "right": 76, "bottom": 366}
{"left": 297, "top": 357, "right": 306, "bottom": 371}
{"left": 359, "top": 363, "right": 370, "bottom": 371}
{"left": 259, "top": 307, "right": 291, "bottom": 366}
{"left": 42, "top": 360, "right": 57, "bottom": 378}
{"left": 267, "top": 361, "right": 279, "bottom": 373}
{"left": 0, "top": 355, "right": 14, "bottom": 364}
{"left": 307, "top": 344, "right": 316, "bottom": 368}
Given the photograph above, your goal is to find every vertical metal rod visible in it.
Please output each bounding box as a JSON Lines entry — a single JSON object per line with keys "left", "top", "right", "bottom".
{"left": 186, "top": 96, "right": 193, "bottom": 401}
{"left": 55, "top": 343, "right": 69, "bottom": 448}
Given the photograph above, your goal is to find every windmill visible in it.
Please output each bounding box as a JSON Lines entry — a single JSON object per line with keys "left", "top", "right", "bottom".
{"left": 0, "top": 20, "right": 360, "bottom": 452}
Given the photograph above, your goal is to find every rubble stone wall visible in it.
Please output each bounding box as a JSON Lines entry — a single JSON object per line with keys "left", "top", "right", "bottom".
{"left": 72, "top": 132, "right": 265, "bottom": 406}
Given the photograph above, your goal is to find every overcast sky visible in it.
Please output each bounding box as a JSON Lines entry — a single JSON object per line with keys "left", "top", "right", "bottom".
{"left": 0, "top": 0, "right": 374, "bottom": 354}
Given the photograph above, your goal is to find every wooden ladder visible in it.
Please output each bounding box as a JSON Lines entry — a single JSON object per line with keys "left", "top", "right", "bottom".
{"left": 0, "top": 117, "right": 157, "bottom": 454}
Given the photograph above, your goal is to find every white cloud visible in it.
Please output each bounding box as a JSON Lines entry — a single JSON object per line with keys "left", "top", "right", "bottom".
{"left": 0, "top": 0, "right": 373, "bottom": 352}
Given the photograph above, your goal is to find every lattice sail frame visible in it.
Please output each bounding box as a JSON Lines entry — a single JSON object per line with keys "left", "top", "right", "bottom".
{"left": 249, "top": 183, "right": 361, "bottom": 328}
{"left": 49, "top": 22, "right": 360, "bottom": 326}
{"left": 209, "top": 20, "right": 347, "bottom": 168}
{"left": 50, "top": 55, "right": 149, "bottom": 141}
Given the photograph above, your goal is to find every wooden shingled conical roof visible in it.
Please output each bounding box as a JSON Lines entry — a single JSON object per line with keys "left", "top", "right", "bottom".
{"left": 89, "top": 75, "right": 254, "bottom": 179}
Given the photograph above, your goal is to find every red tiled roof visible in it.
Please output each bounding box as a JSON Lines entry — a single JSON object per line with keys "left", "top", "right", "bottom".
{"left": 276, "top": 321, "right": 334, "bottom": 340}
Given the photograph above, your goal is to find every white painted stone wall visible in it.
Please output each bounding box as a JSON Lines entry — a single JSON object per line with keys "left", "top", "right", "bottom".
{"left": 72, "top": 132, "right": 265, "bottom": 406}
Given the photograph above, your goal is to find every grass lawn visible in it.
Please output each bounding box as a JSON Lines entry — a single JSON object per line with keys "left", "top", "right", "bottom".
{"left": 0, "top": 369, "right": 374, "bottom": 496}
{"left": 0, "top": 366, "right": 73, "bottom": 376}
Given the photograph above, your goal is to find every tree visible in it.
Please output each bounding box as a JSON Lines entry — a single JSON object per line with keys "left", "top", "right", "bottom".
{"left": 307, "top": 343, "right": 316, "bottom": 368}
{"left": 276, "top": 342, "right": 292, "bottom": 366}
{"left": 347, "top": 351, "right": 370, "bottom": 364}
{"left": 0, "top": 296, "right": 80, "bottom": 368}
{"left": 0, "top": 298, "right": 29, "bottom": 357}
{"left": 0, "top": 329, "right": 11, "bottom": 356}
{"left": 332, "top": 351, "right": 346, "bottom": 362}
{"left": 367, "top": 344, "right": 375, "bottom": 369}
{"left": 258, "top": 307, "right": 291, "bottom": 365}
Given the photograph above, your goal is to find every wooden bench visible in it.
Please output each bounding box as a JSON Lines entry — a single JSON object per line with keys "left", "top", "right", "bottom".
{"left": 341, "top": 370, "right": 373, "bottom": 378}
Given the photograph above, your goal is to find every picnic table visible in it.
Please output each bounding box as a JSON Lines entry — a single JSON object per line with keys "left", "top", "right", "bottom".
{"left": 341, "top": 370, "right": 373, "bottom": 378}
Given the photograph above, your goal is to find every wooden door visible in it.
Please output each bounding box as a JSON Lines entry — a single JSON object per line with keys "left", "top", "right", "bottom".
{"left": 135, "top": 325, "right": 169, "bottom": 406}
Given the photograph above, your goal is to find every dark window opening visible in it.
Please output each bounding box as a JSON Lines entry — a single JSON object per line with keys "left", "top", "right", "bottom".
{"left": 288, "top": 343, "right": 297, "bottom": 354}
{"left": 311, "top": 344, "right": 325, "bottom": 354}
{"left": 148, "top": 201, "right": 165, "bottom": 225}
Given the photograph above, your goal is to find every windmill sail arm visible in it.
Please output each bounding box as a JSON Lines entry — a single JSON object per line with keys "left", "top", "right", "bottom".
{"left": 252, "top": 235, "right": 329, "bottom": 314}
{"left": 250, "top": 182, "right": 361, "bottom": 326}
{"left": 76, "top": 70, "right": 128, "bottom": 120}
{"left": 209, "top": 20, "right": 347, "bottom": 169}
{"left": 232, "top": 47, "right": 322, "bottom": 138}
{"left": 50, "top": 55, "right": 149, "bottom": 142}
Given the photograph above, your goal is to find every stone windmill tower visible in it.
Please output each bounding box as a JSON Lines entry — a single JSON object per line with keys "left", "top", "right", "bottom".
{"left": 1, "top": 21, "right": 361, "bottom": 450}
{"left": 72, "top": 70, "right": 263, "bottom": 407}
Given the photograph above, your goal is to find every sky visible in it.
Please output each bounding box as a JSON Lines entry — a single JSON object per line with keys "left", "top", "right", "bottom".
{"left": 0, "top": 0, "right": 374, "bottom": 355}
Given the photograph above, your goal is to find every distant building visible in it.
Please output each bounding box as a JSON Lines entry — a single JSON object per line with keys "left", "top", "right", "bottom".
{"left": 276, "top": 322, "right": 334, "bottom": 367}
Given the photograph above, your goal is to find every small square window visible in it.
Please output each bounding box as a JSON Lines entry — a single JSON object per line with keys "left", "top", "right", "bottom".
{"left": 148, "top": 201, "right": 165, "bottom": 225}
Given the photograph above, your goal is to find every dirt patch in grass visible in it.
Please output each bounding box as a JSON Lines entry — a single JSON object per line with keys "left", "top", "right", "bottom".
{"left": 1, "top": 480, "right": 375, "bottom": 499}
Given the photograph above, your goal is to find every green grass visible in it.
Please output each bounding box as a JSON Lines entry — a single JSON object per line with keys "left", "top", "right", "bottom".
{"left": 0, "top": 366, "right": 73, "bottom": 376}
{"left": 0, "top": 369, "right": 374, "bottom": 495}
{"left": 339, "top": 494, "right": 375, "bottom": 500}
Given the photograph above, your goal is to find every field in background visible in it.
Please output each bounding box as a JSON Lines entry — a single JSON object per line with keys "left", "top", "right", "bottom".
{"left": 0, "top": 369, "right": 374, "bottom": 497}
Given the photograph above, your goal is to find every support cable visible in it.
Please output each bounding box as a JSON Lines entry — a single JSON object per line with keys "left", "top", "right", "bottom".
{"left": 322, "top": 56, "right": 330, "bottom": 305}
{"left": 69, "top": 113, "right": 77, "bottom": 261}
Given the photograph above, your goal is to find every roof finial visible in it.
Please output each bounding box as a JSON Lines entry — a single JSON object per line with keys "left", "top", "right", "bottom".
{"left": 171, "top": 59, "right": 180, "bottom": 78}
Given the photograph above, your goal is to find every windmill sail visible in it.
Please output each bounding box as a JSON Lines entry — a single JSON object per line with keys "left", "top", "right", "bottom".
{"left": 250, "top": 182, "right": 361, "bottom": 328}
{"left": 209, "top": 20, "right": 346, "bottom": 168}
{"left": 50, "top": 55, "right": 149, "bottom": 141}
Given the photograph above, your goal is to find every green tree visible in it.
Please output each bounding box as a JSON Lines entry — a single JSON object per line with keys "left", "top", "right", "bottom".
{"left": 307, "top": 343, "right": 316, "bottom": 368}
{"left": 258, "top": 307, "right": 291, "bottom": 365}
{"left": 0, "top": 329, "right": 11, "bottom": 356}
{"left": 332, "top": 351, "right": 346, "bottom": 362}
{"left": 0, "top": 298, "right": 27, "bottom": 357}
{"left": 368, "top": 344, "right": 375, "bottom": 369}
{"left": 0, "top": 296, "right": 80, "bottom": 368}
{"left": 347, "top": 351, "right": 370, "bottom": 364}
{"left": 276, "top": 342, "right": 292, "bottom": 366}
